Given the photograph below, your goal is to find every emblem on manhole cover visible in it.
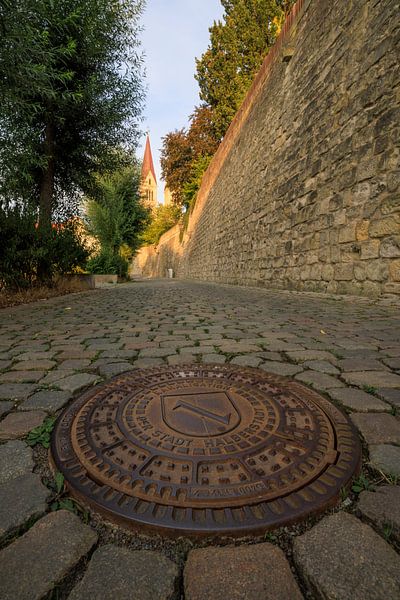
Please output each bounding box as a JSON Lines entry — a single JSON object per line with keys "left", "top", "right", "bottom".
{"left": 51, "top": 365, "right": 361, "bottom": 537}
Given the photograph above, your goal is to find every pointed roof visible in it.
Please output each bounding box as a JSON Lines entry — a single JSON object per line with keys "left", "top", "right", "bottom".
{"left": 141, "top": 135, "right": 157, "bottom": 182}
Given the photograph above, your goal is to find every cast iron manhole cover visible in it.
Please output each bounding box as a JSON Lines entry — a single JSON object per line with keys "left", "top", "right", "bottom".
{"left": 51, "top": 365, "right": 361, "bottom": 537}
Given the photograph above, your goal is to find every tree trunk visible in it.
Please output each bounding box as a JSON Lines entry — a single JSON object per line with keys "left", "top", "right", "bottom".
{"left": 37, "top": 120, "right": 55, "bottom": 284}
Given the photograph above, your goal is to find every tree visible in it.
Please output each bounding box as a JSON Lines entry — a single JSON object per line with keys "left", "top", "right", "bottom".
{"left": 140, "top": 205, "right": 181, "bottom": 246}
{"left": 85, "top": 163, "right": 150, "bottom": 257}
{"left": 160, "top": 129, "right": 193, "bottom": 206}
{"left": 195, "top": 0, "right": 295, "bottom": 140}
{"left": 0, "top": 0, "right": 145, "bottom": 231}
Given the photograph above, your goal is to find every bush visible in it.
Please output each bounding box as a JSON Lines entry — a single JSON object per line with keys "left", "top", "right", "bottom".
{"left": 0, "top": 208, "right": 89, "bottom": 290}
{"left": 86, "top": 250, "right": 128, "bottom": 278}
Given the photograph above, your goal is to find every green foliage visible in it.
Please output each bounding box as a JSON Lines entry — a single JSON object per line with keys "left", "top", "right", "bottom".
{"left": 48, "top": 471, "right": 89, "bottom": 522}
{"left": 26, "top": 416, "right": 57, "bottom": 449}
{"left": 363, "top": 385, "right": 377, "bottom": 394}
{"left": 195, "top": 0, "right": 295, "bottom": 139}
{"left": 86, "top": 250, "right": 128, "bottom": 278}
{"left": 85, "top": 163, "right": 150, "bottom": 259}
{"left": 351, "top": 474, "right": 375, "bottom": 495}
{"left": 140, "top": 205, "right": 182, "bottom": 246}
{"left": 0, "top": 0, "right": 145, "bottom": 225}
{"left": 0, "top": 207, "right": 89, "bottom": 290}
{"left": 182, "top": 155, "right": 213, "bottom": 211}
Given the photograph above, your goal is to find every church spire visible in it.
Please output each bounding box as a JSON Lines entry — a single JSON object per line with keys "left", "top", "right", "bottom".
{"left": 141, "top": 135, "right": 157, "bottom": 183}
{"left": 140, "top": 134, "right": 158, "bottom": 210}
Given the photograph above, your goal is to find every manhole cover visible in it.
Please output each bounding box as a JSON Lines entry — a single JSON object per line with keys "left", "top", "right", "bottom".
{"left": 51, "top": 365, "right": 361, "bottom": 537}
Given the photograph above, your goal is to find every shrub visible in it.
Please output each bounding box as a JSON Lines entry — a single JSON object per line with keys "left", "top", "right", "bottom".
{"left": 86, "top": 250, "right": 128, "bottom": 278}
{"left": 0, "top": 208, "right": 89, "bottom": 290}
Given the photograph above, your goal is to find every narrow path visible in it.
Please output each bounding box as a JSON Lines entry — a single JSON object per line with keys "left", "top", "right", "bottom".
{"left": 0, "top": 280, "right": 399, "bottom": 599}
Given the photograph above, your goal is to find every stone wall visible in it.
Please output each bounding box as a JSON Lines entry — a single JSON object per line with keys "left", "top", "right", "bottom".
{"left": 139, "top": 0, "right": 400, "bottom": 296}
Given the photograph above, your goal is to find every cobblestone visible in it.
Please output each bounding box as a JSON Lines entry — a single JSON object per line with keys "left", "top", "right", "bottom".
{"left": 358, "top": 485, "right": 400, "bottom": 543}
{"left": 184, "top": 543, "right": 303, "bottom": 600}
{"left": 0, "top": 473, "right": 49, "bottom": 540}
{"left": 0, "top": 511, "right": 98, "bottom": 600}
{"left": 0, "top": 280, "right": 399, "bottom": 598}
{"left": 0, "top": 440, "right": 34, "bottom": 484}
{"left": 69, "top": 545, "right": 179, "bottom": 600}
{"left": 293, "top": 512, "right": 400, "bottom": 600}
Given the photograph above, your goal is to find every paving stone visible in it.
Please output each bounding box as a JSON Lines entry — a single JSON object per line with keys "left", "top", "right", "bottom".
{"left": 58, "top": 359, "right": 92, "bottom": 370}
{"left": 382, "top": 357, "right": 400, "bottom": 369}
{"left": 0, "top": 370, "right": 46, "bottom": 384}
{"left": 0, "top": 410, "right": 46, "bottom": 440}
{"left": 138, "top": 347, "right": 176, "bottom": 358}
{"left": 342, "top": 370, "right": 400, "bottom": 389}
{"left": 376, "top": 388, "right": 400, "bottom": 407}
{"left": 293, "top": 512, "right": 400, "bottom": 600}
{"left": 99, "top": 349, "right": 138, "bottom": 359}
{"left": 133, "top": 357, "right": 165, "bottom": 368}
{"left": 358, "top": 486, "right": 400, "bottom": 543}
{"left": 260, "top": 361, "right": 303, "bottom": 376}
{"left": 19, "top": 390, "right": 72, "bottom": 413}
{"left": 98, "top": 362, "right": 134, "bottom": 377}
{"left": 328, "top": 388, "right": 391, "bottom": 412}
{"left": 167, "top": 354, "right": 198, "bottom": 365}
{"left": 0, "top": 360, "right": 12, "bottom": 370}
{"left": 285, "top": 350, "right": 338, "bottom": 363}
{"left": 201, "top": 354, "right": 227, "bottom": 364}
{"left": 337, "top": 358, "right": 388, "bottom": 372}
{"left": 0, "top": 440, "right": 34, "bottom": 484}
{"left": 0, "top": 473, "right": 50, "bottom": 540}
{"left": 303, "top": 360, "right": 340, "bottom": 374}
{"left": 184, "top": 543, "right": 303, "bottom": 600}
{"left": 57, "top": 373, "right": 99, "bottom": 393}
{"left": 0, "top": 400, "right": 13, "bottom": 417}
{"left": 230, "top": 355, "right": 262, "bottom": 367}
{"left": 256, "top": 351, "right": 284, "bottom": 361}
{"left": 39, "top": 369, "right": 75, "bottom": 385}
{"left": 369, "top": 445, "right": 400, "bottom": 477}
{"left": 217, "top": 343, "right": 262, "bottom": 353}
{"left": 11, "top": 360, "right": 56, "bottom": 371}
{"left": 16, "top": 351, "right": 57, "bottom": 361}
{"left": 295, "top": 370, "right": 344, "bottom": 390}
{"left": 69, "top": 545, "right": 179, "bottom": 600}
{"left": 351, "top": 413, "right": 400, "bottom": 445}
{"left": 0, "top": 510, "right": 98, "bottom": 600}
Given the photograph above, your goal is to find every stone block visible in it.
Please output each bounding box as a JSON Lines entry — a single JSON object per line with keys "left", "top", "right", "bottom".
{"left": 184, "top": 543, "right": 303, "bottom": 600}
{"left": 342, "top": 370, "right": 400, "bottom": 388}
{"left": 0, "top": 371, "right": 45, "bottom": 384}
{"left": 360, "top": 239, "right": 380, "bottom": 260}
{"left": 69, "top": 545, "right": 179, "bottom": 600}
{"left": 0, "top": 511, "right": 98, "bottom": 600}
{"left": 358, "top": 486, "right": 400, "bottom": 542}
{"left": 334, "top": 263, "right": 353, "bottom": 280}
{"left": 355, "top": 220, "right": 369, "bottom": 241}
{"left": 0, "top": 473, "right": 50, "bottom": 541}
{"left": 19, "top": 390, "right": 72, "bottom": 413}
{"left": 366, "top": 259, "right": 388, "bottom": 281}
{"left": 369, "top": 444, "right": 400, "bottom": 477}
{"left": 293, "top": 512, "right": 400, "bottom": 600}
{"left": 351, "top": 413, "right": 400, "bottom": 445}
{"left": 389, "top": 259, "right": 400, "bottom": 281}
{"left": 380, "top": 235, "right": 400, "bottom": 257}
{"left": 295, "top": 371, "right": 344, "bottom": 391}
{"left": 327, "top": 388, "right": 390, "bottom": 412}
{"left": 260, "top": 362, "right": 303, "bottom": 376}
{"left": 0, "top": 440, "right": 34, "bottom": 484}
{"left": 370, "top": 217, "right": 399, "bottom": 238}
{"left": 339, "top": 224, "right": 356, "bottom": 243}
{"left": 0, "top": 411, "right": 46, "bottom": 440}
{"left": 0, "top": 401, "right": 13, "bottom": 418}
{"left": 57, "top": 373, "right": 99, "bottom": 394}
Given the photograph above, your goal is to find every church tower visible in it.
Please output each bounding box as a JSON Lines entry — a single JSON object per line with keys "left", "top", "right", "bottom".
{"left": 140, "top": 135, "right": 158, "bottom": 210}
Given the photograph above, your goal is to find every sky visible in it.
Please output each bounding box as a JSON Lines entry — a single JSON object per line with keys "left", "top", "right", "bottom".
{"left": 137, "top": 0, "right": 224, "bottom": 201}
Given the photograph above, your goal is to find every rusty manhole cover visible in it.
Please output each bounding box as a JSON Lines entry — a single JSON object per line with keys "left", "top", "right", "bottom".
{"left": 51, "top": 365, "right": 361, "bottom": 537}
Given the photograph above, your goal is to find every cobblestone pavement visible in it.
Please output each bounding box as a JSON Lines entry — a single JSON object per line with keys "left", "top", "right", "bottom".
{"left": 0, "top": 279, "right": 399, "bottom": 599}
